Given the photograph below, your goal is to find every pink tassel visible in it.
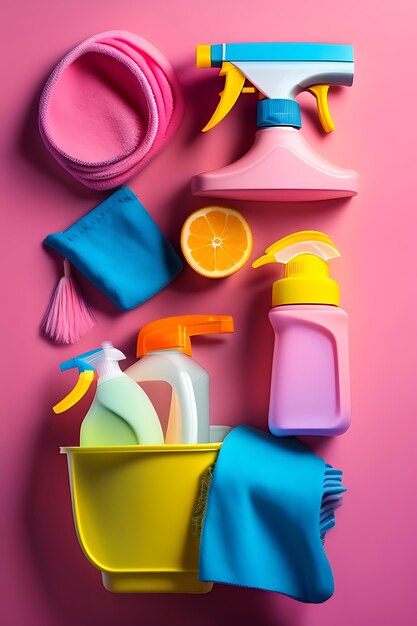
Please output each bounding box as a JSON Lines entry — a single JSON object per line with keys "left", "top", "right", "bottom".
{"left": 42, "top": 259, "right": 96, "bottom": 344}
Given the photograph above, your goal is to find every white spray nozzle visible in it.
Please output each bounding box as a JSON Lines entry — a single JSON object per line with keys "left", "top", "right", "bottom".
{"left": 86, "top": 342, "right": 126, "bottom": 378}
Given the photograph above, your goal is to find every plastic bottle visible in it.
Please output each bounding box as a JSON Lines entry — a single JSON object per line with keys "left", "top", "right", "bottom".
{"left": 125, "top": 315, "right": 234, "bottom": 444}
{"left": 253, "top": 231, "right": 351, "bottom": 436}
{"left": 53, "top": 341, "right": 164, "bottom": 446}
{"left": 192, "top": 43, "right": 358, "bottom": 202}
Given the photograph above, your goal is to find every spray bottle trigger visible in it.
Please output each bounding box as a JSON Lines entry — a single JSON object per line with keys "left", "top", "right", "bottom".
{"left": 307, "top": 85, "right": 335, "bottom": 133}
{"left": 53, "top": 370, "right": 95, "bottom": 414}
{"left": 202, "top": 62, "right": 247, "bottom": 132}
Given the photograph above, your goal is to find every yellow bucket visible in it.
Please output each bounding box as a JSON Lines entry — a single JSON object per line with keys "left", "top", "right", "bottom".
{"left": 61, "top": 443, "right": 221, "bottom": 593}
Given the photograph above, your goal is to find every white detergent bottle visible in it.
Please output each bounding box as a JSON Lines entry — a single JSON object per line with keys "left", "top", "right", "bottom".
{"left": 53, "top": 342, "right": 164, "bottom": 446}
{"left": 125, "top": 315, "right": 234, "bottom": 444}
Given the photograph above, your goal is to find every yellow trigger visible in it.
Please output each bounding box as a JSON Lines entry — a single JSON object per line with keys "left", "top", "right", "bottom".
{"left": 202, "top": 62, "right": 247, "bottom": 132}
{"left": 53, "top": 370, "right": 95, "bottom": 414}
{"left": 308, "top": 85, "right": 335, "bottom": 133}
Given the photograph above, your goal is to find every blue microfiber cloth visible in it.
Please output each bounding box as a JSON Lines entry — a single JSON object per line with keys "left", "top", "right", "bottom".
{"left": 44, "top": 188, "right": 182, "bottom": 310}
{"left": 199, "top": 425, "right": 346, "bottom": 603}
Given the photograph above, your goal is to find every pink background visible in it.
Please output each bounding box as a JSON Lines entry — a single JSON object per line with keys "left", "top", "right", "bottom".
{"left": 2, "top": 1, "right": 417, "bottom": 624}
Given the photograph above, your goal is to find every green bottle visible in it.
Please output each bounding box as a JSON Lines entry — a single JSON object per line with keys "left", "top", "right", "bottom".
{"left": 53, "top": 342, "right": 164, "bottom": 446}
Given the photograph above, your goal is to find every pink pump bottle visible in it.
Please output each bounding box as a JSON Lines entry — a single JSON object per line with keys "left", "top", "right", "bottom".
{"left": 253, "top": 231, "right": 351, "bottom": 436}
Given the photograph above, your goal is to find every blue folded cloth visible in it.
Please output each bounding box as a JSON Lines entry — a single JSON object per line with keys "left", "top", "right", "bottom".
{"left": 199, "top": 426, "right": 346, "bottom": 603}
{"left": 44, "top": 188, "right": 182, "bottom": 310}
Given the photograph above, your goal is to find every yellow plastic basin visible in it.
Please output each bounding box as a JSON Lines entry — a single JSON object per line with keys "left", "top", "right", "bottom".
{"left": 61, "top": 444, "right": 221, "bottom": 593}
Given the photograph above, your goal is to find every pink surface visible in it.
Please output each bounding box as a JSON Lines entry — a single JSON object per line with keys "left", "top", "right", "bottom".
{"left": 1, "top": 1, "right": 417, "bottom": 625}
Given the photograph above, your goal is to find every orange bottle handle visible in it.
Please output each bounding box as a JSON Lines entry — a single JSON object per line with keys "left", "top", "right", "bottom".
{"left": 137, "top": 315, "right": 234, "bottom": 357}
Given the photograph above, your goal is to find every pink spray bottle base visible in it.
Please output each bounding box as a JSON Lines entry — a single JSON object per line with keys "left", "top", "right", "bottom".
{"left": 191, "top": 127, "right": 358, "bottom": 202}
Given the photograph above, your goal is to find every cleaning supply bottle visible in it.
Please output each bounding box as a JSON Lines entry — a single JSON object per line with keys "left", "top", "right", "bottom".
{"left": 192, "top": 43, "right": 358, "bottom": 201}
{"left": 125, "top": 315, "right": 234, "bottom": 444}
{"left": 53, "top": 341, "right": 164, "bottom": 446}
{"left": 253, "top": 231, "right": 350, "bottom": 435}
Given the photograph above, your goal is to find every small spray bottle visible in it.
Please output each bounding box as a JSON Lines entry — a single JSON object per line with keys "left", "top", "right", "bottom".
{"left": 125, "top": 315, "right": 234, "bottom": 444}
{"left": 253, "top": 231, "right": 351, "bottom": 436}
{"left": 53, "top": 341, "right": 164, "bottom": 446}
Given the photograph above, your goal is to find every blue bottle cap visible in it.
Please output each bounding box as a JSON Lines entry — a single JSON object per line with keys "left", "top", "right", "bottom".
{"left": 257, "top": 99, "right": 302, "bottom": 128}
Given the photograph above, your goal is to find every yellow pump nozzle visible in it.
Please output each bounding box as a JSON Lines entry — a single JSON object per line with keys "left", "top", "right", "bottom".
{"left": 137, "top": 315, "right": 235, "bottom": 357}
{"left": 253, "top": 231, "right": 340, "bottom": 267}
{"left": 53, "top": 370, "right": 95, "bottom": 414}
{"left": 202, "top": 62, "right": 250, "bottom": 132}
{"left": 307, "top": 85, "right": 335, "bottom": 133}
{"left": 252, "top": 231, "right": 341, "bottom": 306}
{"left": 252, "top": 253, "right": 276, "bottom": 268}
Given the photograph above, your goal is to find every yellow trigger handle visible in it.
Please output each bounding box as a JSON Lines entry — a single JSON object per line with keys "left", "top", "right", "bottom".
{"left": 202, "top": 62, "right": 248, "bottom": 132}
{"left": 307, "top": 85, "right": 335, "bottom": 133}
{"left": 53, "top": 370, "right": 95, "bottom": 414}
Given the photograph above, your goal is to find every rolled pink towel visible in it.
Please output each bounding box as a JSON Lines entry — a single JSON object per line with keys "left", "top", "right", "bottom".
{"left": 39, "top": 31, "right": 184, "bottom": 189}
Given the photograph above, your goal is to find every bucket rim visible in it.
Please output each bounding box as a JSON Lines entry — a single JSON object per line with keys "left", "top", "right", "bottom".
{"left": 60, "top": 443, "right": 222, "bottom": 455}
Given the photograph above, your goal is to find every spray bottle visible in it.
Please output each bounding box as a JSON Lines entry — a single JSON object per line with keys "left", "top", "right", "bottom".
{"left": 192, "top": 43, "right": 358, "bottom": 201}
{"left": 125, "top": 315, "right": 234, "bottom": 444}
{"left": 53, "top": 341, "right": 164, "bottom": 446}
{"left": 253, "top": 232, "right": 351, "bottom": 435}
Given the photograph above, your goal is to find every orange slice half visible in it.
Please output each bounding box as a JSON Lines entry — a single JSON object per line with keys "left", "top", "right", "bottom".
{"left": 181, "top": 206, "right": 253, "bottom": 278}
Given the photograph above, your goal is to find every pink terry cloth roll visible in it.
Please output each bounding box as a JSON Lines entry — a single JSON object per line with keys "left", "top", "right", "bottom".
{"left": 39, "top": 31, "right": 184, "bottom": 189}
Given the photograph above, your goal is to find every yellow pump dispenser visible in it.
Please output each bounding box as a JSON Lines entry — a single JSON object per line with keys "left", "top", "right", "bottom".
{"left": 252, "top": 231, "right": 341, "bottom": 306}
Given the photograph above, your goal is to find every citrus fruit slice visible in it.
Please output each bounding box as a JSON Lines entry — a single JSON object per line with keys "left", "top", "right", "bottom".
{"left": 181, "top": 206, "right": 253, "bottom": 278}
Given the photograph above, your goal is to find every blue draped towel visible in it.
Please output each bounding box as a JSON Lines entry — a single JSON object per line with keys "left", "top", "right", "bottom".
{"left": 199, "top": 426, "right": 346, "bottom": 603}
